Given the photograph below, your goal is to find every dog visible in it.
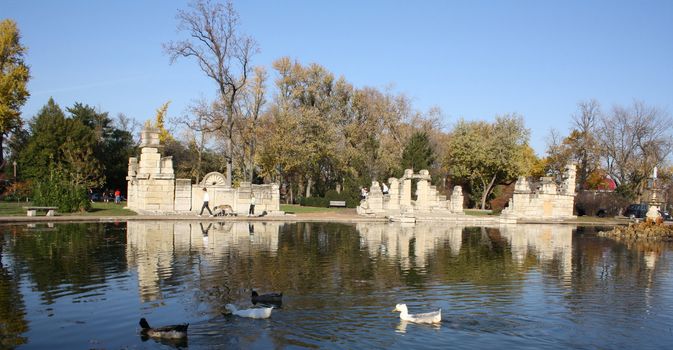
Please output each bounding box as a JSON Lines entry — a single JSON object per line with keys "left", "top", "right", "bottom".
{"left": 213, "top": 204, "right": 235, "bottom": 216}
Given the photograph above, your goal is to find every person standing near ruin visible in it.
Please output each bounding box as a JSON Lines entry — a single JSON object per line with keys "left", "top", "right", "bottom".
{"left": 114, "top": 189, "right": 121, "bottom": 204}
{"left": 248, "top": 193, "right": 256, "bottom": 216}
{"left": 199, "top": 187, "right": 213, "bottom": 217}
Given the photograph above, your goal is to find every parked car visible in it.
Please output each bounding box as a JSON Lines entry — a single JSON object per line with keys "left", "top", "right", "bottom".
{"left": 624, "top": 204, "right": 648, "bottom": 219}
{"left": 623, "top": 204, "right": 673, "bottom": 220}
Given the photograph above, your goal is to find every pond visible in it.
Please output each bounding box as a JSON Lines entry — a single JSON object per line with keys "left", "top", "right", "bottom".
{"left": 1, "top": 221, "right": 672, "bottom": 349}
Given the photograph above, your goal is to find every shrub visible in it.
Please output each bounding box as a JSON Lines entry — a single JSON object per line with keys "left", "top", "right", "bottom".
{"left": 32, "top": 169, "right": 91, "bottom": 213}
{"left": 2, "top": 181, "right": 32, "bottom": 201}
{"left": 299, "top": 188, "right": 360, "bottom": 208}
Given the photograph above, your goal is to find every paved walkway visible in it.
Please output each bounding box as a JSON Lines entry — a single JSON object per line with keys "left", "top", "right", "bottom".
{"left": 0, "top": 209, "right": 389, "bottom": 224}
{"left": 0, "top": 210, "right": 628, "bottom": 226}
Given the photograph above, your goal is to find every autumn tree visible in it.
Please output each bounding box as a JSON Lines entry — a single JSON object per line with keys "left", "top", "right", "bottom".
{"left": 260, "top": 58, "right": 345, "bottom": 198}
{"left": 446, "top": 115, "right": 530, "bottom": 209}
{"left": 165, "top": 0, "right": 258, "bottom": 187}
{"left": 0, "top": 19, "right": 30, "bottom": 169}
{"left": 154, "top": 101, "right": 172, "bottom": 143}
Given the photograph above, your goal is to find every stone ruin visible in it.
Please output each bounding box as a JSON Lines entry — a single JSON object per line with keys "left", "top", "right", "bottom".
{"left": 357, "top": 169, "right": 466, "bottom": 222}
{"left": 500, "top": 163, "right": 577, "bottom": 222}
{"left": 358, "top": 164, "right": 578, "bottom": 224}
{"left": 126, "top": 127, "right": 281, "bottom": 215}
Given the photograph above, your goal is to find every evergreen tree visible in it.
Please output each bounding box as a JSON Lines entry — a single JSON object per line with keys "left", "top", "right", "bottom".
{"left": 401, "top": 131, "right": 435, "bottom": 171}
{"left": 67, "top": 103, "right": 134, "bottom": 190}
{"left": 19, "top": 98, "right": 103, "bottom": 188}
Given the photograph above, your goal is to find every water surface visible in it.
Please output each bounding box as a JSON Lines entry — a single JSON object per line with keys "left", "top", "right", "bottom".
{"left": 1, "top": 221, "right": 672, "bottom": 349}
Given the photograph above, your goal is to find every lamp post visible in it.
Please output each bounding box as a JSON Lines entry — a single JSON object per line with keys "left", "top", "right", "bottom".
{"left": 12, "top": 161, "right": 17, "bottom": 203}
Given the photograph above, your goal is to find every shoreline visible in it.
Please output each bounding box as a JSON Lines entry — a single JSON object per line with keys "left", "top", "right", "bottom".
{"left": 0, "top": 211, "right": 630, "bottom": 226}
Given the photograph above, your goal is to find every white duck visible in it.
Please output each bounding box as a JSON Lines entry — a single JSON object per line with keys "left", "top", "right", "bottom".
{"left": 225, "top": 304, "right": 273, "bottom": 319}
{"left": 393, "top": 303, "right": 441, "bottom": 324}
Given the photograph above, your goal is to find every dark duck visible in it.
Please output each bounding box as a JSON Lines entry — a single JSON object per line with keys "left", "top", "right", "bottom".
{"left": 251, "top": 290, "right": 283, "bottom": 305}
{"left": 139, "top": 318, "right": 189, "bottom": 339}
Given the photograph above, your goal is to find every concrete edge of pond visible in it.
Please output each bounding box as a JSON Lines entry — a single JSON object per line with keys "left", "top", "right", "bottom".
{"left": 0, "top": 213, "right": 633, "bottom": 226}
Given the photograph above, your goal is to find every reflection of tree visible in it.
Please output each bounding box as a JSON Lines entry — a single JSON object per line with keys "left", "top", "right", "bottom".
{"left": 9, "top": 223, "right": 127, "bottom": 304}
{"left": 430, "top": 227, "right": 535, "bottom": 288}
{"left": 568, "top": 227, "right": 662, "bottom": 319}
{"left": 0, "top": 231, "right": 28, "bottom": 348}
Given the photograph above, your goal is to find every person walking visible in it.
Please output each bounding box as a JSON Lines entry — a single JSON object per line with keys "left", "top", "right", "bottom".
{"left": 248, "top": 193, "right": 256, "bottom": 216}
{"left": 114, "top": 189, "right": 121, "bottom": 204}
{"left": 199, "top": 188, "right": 213, "bottom": 217}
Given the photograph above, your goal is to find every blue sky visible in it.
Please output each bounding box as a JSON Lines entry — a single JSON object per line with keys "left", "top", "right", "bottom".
{"left": 4, "top": 0, "right": 672, "bottom": 155}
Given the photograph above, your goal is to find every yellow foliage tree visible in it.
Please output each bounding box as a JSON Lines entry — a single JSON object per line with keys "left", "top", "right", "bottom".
{"left": 154, "top": 101, "right": 172, "bottom": 143}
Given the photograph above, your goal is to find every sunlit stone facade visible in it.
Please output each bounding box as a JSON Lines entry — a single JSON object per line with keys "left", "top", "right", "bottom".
{"left": 500, "top": 163, "right": 577, "bottom": 222}
{"left": 126, "top": 127, "right": 281, "bottom": 215}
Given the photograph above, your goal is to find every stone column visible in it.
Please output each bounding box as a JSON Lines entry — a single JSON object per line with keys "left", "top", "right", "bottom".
{"left": 400, "top": 169, "right": 413, "bottom": 207}
{"left": 386, "top": 178, "right": 400, "bottom": 211}
{"left": 416, "top": 178, "right": 429, "bottom": 210}
{"left": 563, "top": 163, "right": 577, "bottom": 196}
{"left": 450, "top": 186, "right": 464, "bottom": 213}
{"left": 368, "top": 181, "right": 384, "bottom": 213}
{"left": 415, "top": 170, "right": 431, "bottom": 210}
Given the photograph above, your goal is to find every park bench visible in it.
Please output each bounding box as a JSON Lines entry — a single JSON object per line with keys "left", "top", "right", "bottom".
{"left": 23, "top": 206, "right": 58, "bottom": 217}
{"left": 329, "top": 200, "right": 347, "bottom": 208}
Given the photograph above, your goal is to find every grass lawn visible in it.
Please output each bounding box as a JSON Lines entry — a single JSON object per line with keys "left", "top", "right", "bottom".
{"left": 280, "top": 204, "right": 347, "bottom": 214}
{"left": 464, "top": 209, "right": 496, "bottom": 216}
{"left": 0, "top": 201, "right": 31, "bottom": 216}
{"left": 0, "top": 201, "right": 137, "bottom": 216}
{"left": 70, "top": 202, "right": 137, "bottom": 216}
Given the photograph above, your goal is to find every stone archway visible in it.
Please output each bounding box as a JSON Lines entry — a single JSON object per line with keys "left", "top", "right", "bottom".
{"left": 201, "top": 172, "right": 227, "bottom": 187}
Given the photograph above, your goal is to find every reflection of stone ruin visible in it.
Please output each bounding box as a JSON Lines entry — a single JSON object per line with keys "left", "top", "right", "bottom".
{"left": 126, "top": 221, "right": 282, "bottom": 302}
{"left": 500, "top": 163, "right": 577, "bottom": 222}
{"left": 357, "top": 169, "right": 470, "bottom": 223}
{"left": 126, "top": 127, "right": 281, "bottom": 215}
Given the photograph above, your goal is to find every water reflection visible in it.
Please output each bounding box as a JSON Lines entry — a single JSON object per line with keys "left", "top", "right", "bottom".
{"left": 126, "top": 221, "right": 283, "bottom": 302}
{"left": 0, "top": 221, "right": 672, "bottom": 349}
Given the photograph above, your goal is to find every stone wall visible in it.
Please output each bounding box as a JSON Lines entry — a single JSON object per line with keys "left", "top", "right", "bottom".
{"left": 357, "top": 169, "right": 465, "bottom": 222}
{"left": 500, "top": 163, "right": 577, "bottom": 222}
{"left": 127, "top": 127, "right": 281, "bottom": 215}
{"left": 126, "top": 127, "right": 176, "bottom": 213}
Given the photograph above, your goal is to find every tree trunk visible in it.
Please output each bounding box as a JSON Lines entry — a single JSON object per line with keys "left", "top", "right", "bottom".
{"left": 480, "top": 174, "right": 497, "bottom": 210}
{"left": 0, "top": 133, "right": 4, "bottom": 171}
{"left": 225, "top": 138, "right": 233, "bottom": 187}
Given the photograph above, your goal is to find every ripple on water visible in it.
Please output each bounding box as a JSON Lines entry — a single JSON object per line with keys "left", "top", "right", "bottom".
{"left": 4, "top": 223, "right": 673, "bottom": 349}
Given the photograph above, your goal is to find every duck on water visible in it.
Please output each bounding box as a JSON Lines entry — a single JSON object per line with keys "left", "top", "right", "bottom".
{"left": 139, "top": 318, "right": 189, "bottom": 339}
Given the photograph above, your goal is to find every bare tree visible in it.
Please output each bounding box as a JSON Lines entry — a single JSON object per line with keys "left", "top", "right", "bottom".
{"left": 233, "top": 66, "right": 267, "bottom": 183}
{"left": 164, "top": 0, "right": 258, "bottom": 187}
{"left": 598, "top": 100, "right": 673, "bottom": 200}
{"left": 570, "top": 99, "right": 601, "bottom": 190}
{"left": 544, "top": 128, "right": 571, "bottom": 179}
{"left": 179, "top": 99, "right": 216, "bottom": 184}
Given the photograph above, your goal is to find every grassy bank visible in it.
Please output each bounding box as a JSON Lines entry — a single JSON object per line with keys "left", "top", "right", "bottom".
{"left": 0, "top": 201, "right": 137, "bottom": 216}
{"left": 280, "top": 204, "right": 346, "bottom": 214}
